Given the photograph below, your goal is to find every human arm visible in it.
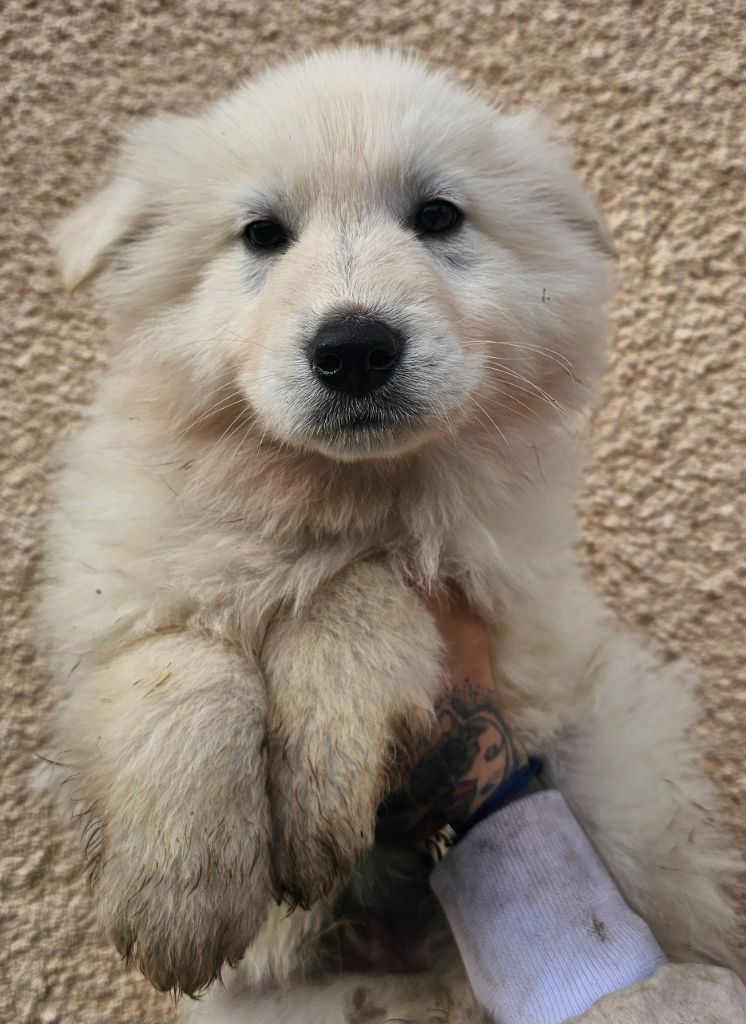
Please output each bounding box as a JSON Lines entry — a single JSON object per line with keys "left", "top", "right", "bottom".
{"left": 379, "top": 587, "right": 668, "bottom": 1023}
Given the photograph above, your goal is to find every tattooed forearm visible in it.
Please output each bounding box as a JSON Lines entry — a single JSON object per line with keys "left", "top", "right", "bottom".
{"left": 378, "top": 676, "right": 527, "bottom": 841}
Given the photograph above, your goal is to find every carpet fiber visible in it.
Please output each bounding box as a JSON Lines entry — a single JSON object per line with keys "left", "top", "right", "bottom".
{"left": 2, "top": 2, "right": 743, "bottom": 1021}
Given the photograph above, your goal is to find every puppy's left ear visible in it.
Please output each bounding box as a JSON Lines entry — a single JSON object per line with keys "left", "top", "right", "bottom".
{"left": 557, "top": 176, "right": 616, "bottom": 260}
{"left": 54, "top": 176, "right": 147, "bottom": 292}
{"left": 506, "top": 111, "right": 616, "bottom": 260}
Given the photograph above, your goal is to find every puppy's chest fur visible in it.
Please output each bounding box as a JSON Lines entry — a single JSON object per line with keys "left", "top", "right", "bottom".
{"left": 174, "top": 478, "right": 495, "bottom": 654}
{"left": 129, "top": 430, "right": 523, "bottom": 650}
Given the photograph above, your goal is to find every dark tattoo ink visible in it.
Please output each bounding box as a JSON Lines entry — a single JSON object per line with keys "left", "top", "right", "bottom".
{"left": 378, "top": 678, "right": 525, "bottom": 841}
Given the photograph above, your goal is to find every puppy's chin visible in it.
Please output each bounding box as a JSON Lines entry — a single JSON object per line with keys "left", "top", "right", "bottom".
{"left": 257, "top": 391, "right": 446, "bottom": 462}
{"left": 300, "top": 425, "right": 428, "bottom": 462}
{"left": 288, "top": 405, "right": 443, "bottom": 462}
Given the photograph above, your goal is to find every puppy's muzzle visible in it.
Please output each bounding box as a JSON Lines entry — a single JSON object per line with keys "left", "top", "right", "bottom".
{"left": 308, "top": 316, "right": 404, "bottom": 397}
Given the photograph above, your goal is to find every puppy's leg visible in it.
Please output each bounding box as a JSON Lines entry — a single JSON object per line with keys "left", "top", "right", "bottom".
{"left": 59, "top": 634, "right": 271, "bottom": 995}
{"left": 262, "top": 560, "right": 444, "bottom": 907}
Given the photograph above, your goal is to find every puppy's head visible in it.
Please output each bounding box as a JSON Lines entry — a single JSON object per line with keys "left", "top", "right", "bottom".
{"left": 57, "top": 48, "right": 613, "bottom": 462}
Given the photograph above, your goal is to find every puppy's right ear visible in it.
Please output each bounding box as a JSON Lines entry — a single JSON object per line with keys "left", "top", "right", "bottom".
{"left": 54, "top": 175, "right": 147, "bottom": 293}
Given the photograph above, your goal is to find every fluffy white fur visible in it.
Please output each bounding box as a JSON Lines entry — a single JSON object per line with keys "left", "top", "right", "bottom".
{"left": 40, "top": 47, "right": 739, "bottom": 1023}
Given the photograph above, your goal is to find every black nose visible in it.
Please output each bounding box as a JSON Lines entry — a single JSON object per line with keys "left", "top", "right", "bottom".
{"left": 309, "top": 317, "right": 403, "bottom": 396}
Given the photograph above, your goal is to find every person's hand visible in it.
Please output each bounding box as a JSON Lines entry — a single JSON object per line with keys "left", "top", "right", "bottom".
{"left": 378, "top": 585, "right": 528, "bottom": 841}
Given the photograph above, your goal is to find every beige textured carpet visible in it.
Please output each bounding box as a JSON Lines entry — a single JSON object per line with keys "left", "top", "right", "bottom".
{"left": 2, "top": 1, "right": 744, "bottom": 1021}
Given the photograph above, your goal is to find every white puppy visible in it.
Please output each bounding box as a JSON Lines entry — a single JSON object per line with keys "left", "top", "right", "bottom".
{"left": 41, "top": 47, "right": 737, "bottom": 1023}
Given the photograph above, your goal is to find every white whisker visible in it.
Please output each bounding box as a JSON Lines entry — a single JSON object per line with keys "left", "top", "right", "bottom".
{"left": 173, "top": 392, "right": 246, "bottom": 439}
{"left": 468, "top": 395, "right": 510, "bottom": 448}
{"left": 464, "top": 337, "right": 575, "bottom": 375}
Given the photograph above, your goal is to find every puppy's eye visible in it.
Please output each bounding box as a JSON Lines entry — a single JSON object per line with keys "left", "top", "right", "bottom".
{"left": 414, "top": 199, "right": 463, "bottom": 236}
{"left": 242, "top": 219, "right": 289, "bottom": 251}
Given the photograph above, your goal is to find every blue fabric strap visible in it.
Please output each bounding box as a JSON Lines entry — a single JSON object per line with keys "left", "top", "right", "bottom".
{"left": 453, "top": 757, "right": 545, "bottom": 842}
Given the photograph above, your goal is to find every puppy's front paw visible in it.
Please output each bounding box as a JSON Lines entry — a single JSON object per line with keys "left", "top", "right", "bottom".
{"left": 94, "top": 804, "right": 271, "bottom": 995}
{"left": 267, "top": 723, "right": 390, "bottom": 907}
{"left": 262, "top": 562, "right": 444, "bottom": 908}
{"left": 57, "top": 635, "right": 273, "bottom": 994}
